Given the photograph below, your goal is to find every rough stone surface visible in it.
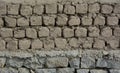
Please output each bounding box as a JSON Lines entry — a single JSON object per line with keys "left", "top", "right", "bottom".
{"left": 56, "top": 14, "right": 68, "bottom": 26}
{"left": 90, "top": 70, "right": 107, "bottom": 73}
{"left": 17, "top": 17, "right": 29, "bottom": 26}
{"left": 63, "top": 28, "right": 74, "bottom": 38}
{"left": 31, "top": 39, "right": 43, "bottom": 49}
{"left": 19, "top": 39, "right": 31, "bottom": 49}
{"left": 5, "top": 17, "right": 16, "bottom": 27}
{"left": 69, "top": 58, "right": 80, "bottom": 68}
{"left": 68, "top": 16, "right": 80, "bottom": 26}
{"left": 101, "top": 5, "right": 113, "bottom": 14}
{"left": 94, "top": 15, "right": 105, "bottom": 25}
{"left": 45, "top": 4, "right": 57, "bottom": 14}
{"left": 20, "top": 5, "right": 32, "bottom": 16}
{"left": 82, "top": 16, "right": 92, "bottom": 26}
{"left": 30, "top": 16, "right": 42, "bottom": 26}
{"left": 0, "top": 28, "right": 13, "bottom": 38}
{"left": 38, "top": 27, "right": 49, "bottom": 37}
{"left": 107, "top": 16, "right": 118, "bottom": 25}
{"left": 26, "top": 28, "right": 37, "bottom": 39}
{"left": 77, "top": 69, "right": 89, "bottom": 73}
{"left": 46, "top": 57, "right": 68, "bottom": 68}
{"left": 43, "top": 15, "right": 55, "bottom": 26}
{"left": 93, "top": 39, "right": 105, "bottom": 49}
{"left": 33, "top": 5, "right": 44, "bottom": 15}
{"left": 57, "top": 68, "right": 75, "bottom": 73}
{"left": 64, "top": 5, "right": 75, "bottom": 14}
{"left": 6, "top": 39, "right": 18, "bottom": 50}
{"left": 55, "top": 38, "right": 67, "bottom": 49}
{"left": 88, "top": 27, "right": 100, "bottom": 37}
{"left": 114, "top": 27, "right": 120, "bottom": 36}
{"left": 89, "top": 3, "right": 100, "bottom": 13}
{"left": 35, "top": 69, "right": 56, "bottom": 73}
{"left": 0, "top": 18, "right": 4, "bottom": 27}
{"left": 0, "top": 38, "right": 6, "bottom": 49}
{"left": 101, "top": 27, "right": 112, "bottom": 37}
{"left": 7, "top": 4, "right": 19, "bottom": 15}
{"left": 76, "top": 4, "right": 88, "bottom": 14}
{"left": 0, "top": 0, "right": 119, "bottom": 72}
{"left": 14, "top": 29, "right": 25, "bottom": 38}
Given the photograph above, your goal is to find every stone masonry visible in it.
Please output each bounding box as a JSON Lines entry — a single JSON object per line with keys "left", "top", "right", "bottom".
{"left": 0, "top": 0, "right": 120, "bottom": 73}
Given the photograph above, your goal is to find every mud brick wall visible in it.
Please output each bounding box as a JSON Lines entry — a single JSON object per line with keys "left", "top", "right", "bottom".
{"left": 0, "top": 0, "right": 120, "bottom": 73}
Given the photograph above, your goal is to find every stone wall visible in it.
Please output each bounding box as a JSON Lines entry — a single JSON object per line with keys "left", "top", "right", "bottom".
{"left": 0, "top": 0, "right": 120, "bottom": 73}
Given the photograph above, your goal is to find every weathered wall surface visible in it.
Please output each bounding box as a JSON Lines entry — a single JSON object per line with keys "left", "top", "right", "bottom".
{"left": 0, "top": 0, "right": 120, "bottom": 73}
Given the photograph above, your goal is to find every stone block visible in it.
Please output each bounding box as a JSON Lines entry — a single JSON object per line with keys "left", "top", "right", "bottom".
{"left": 24, "top": 57, "right": 45, "bottom": 69}
{"left": 35, "top": 69, "right": 56, "bottom": 73}
{"left": 50, "top": 27, "right": 61, "bottom": 37}
{"left": 17, "top": 17, "right": 29, "bottom": 26}
{"left": 55, "top": 38, "right": 68, "bottom": 48}
{"left": 68, "top": 16, "right": 80, "bottom": 26}
{"left": 114, "top": 27, "right": 120, "bottom": 36}
{"left": 83, "top": 38, "right": 93, "bottom": 49}
{"left": 5, "top": 17, "right": 16, "bottom": 27}
{"left": 30, "top": 16, "right": 42, "bottom": 26}
{"left": 77, "top": 69, "right": 89, "bottom": 73}
{"left": 32, "top": 39, "right": 43, "bottom": 49}
{"left": 38, "top": 27, "right": 49, "bottom": 37}
{"left": 76, "top": 4, "right": 88, "bottom": 14}
{"left": 93, "top": 39, "right": 105, "bottom": 49}
{"left": 43, "top": 15, "right": 55, "bottom": 26}
{"left": 101, "top": 27, "right": 112, "bottom": 37}
{"left": 81, "top": 56, "right": 95, "bottom": 68}
{"left": 20, "top": 5, "right": 32, "bottom": 16}
{"left": 94, "top": 15, "right": 105, "bottom": 25}
{"left": 56, "top": 14, "right": 68, "bottom": 26}
{"left": 14, "top": 29, "right": 25, "bottom": 38}
{"left": 69, "top": 58, "right": 80, "bottom": 68}
{"left": 107, "top": 39, "right": 119, "bottom": 49}
{"left": 6, "top": 58, "right": 24, "bottom": 68}
{"left": 43, "top": 39, "right": 54, "bottom": 49}
{"left": 57, "top": 68, "right": 74, "bottom": 73}
{"left": 34, "top": 5, "right": 44, "bottom": 15}
{"left": 45, "top": 4, "right": 57, "bottom": 14}
{"left": 82, "top": 16, "right": 92, "bottom": 25}
{"left": 75, "top": 27, "right": 87, "bottom": 37}
{"left": 89, "top": 3, "right": 100, "bottom": 13}
{"left": 88, "top": 27, "right": 100, "bottom": 37}
{"left": 19, "top": 39, "right": 31, "bottom": 49}
{"left": 0, "top": 28, "right": 13, "bottom": 38}
{"left": 90, "top": 70, "right": 107, "bottom": 73}
{"left": 26, "top": 28, "right": 37, "bottom": 39}
{"left": 69, "top": 38, "right": 79, "bottom": 48}
{"left": 6, "top": 39, "right": 18, "bottom": 50}
{"left": 46, "top": 57, "right": 68, "bottom": 68}
{"left": 7, "top": 4, "right": 19, "bottom": 15}
{"left": 18, "top": 68, "right": 29, "bottom": 73}
{"left": 101, "top": 5, "right": 113, "bottom": 14}
{"left": 107, "top": 16, "right": 118, "bottom": 25}
{"left": 96, "top": 58, "right": 120, "bottom": 69}
{"left": 63, "top": 28, "right": 74, "bottom": 38}
{"left": 64, "top": 4, "right": 75, "bottom": 14}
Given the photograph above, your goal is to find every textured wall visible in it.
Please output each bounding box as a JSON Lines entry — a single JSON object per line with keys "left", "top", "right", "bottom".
{"left": 0, "top": 0, "right": 120, "bottom": 73}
